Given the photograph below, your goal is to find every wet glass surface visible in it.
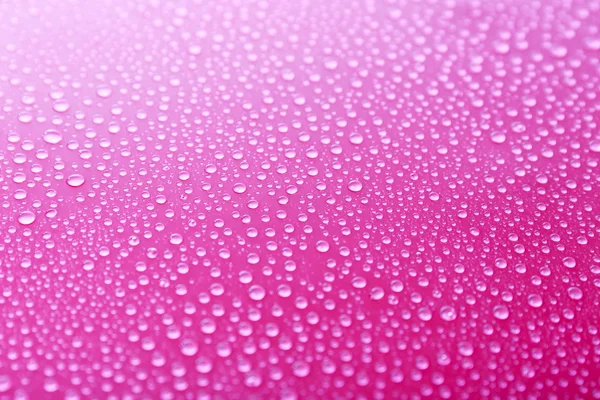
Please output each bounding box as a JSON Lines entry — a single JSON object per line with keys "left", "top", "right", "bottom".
{"left": 1, "top": 0, "right": 600, "bottom": 398}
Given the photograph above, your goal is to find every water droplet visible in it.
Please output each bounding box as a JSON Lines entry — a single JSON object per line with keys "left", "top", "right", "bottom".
{"left": 17, "top": 211, "right": 36, "bottom": 225}
{"left": 66, "top": 174, "right": 85, "bottom": 187}
{"left": 233, "top": 183, "right": 247, "bottom": 193}
{"left": 292, "top": 361, "right": 310, "bottom": 377}
{"left": 43, "top": 129, "right": 63, "bottom": 144}
{"left": 493, "top": 305, "right": 509, "bottom": 320}
{"left": 96, "top": 85, "right": 112, "bottom": 98}
{"left": 562, "top": 257, "right": 576, "bottom": 269}
{"left": 170, "top": 233, "right": 183, "bottom": 245}
{"left": 348, "top": 181, "right": 363, "bottom": 192}
{"left": 316, "top": 240, "right": 330, "bottom": 252}
{"left": 490, "top": 131, "right": 506, "bottom": 144}
{"left": 249, "top": 285, "right": 266, "bottom": 301}
{"left": 568, "top": 287, "right": 583, "bottom": 300}
{"left": 440, "top": 305, "right": 457, "bottom": 321}
{"left": 527, "top": 294, "right": 543, "bottom": 308}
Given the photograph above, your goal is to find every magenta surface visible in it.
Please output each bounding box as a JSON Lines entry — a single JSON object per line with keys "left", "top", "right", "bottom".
{"left": 1, "top": 0, "right": 600, "bottom": 398}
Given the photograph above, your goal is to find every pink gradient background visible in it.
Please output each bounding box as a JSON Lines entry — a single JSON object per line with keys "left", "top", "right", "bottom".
{"left": 1, "top": 0, "right": 600, "bottom": 398}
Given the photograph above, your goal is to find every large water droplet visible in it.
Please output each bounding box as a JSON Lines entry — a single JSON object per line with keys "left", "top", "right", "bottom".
{"left": 66, "top": 174, "right": 85, "bottom": 187}
{"left": 43, "top": 129, "right": 63, "bottom": 144}
{"left": 18, "top": 211, "right": 36, "bottom": 225}
{"left": 490, "top": 131, "right": 506, "bottom": 144}
{"left": 348, "top": 180, "right": 363, "bottom": 192}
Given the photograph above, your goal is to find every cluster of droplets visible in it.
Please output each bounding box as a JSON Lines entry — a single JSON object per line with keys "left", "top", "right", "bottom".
{"left": 1, "top": 0, "right": 600, "bottom": 398}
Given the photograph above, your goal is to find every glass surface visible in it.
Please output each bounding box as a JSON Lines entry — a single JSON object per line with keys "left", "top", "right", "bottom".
{"left": 1, "top": 0, "right": 599, "bottom": 398}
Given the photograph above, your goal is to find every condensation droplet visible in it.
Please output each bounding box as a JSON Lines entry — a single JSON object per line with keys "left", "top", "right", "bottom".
{"left": 17, "top": 211, "right": 36, "bottom": 225}
{"left": 43, "top": 129, "right": 63, "bottom": 144}
{"left": 348, "top": 181, "right": 363, "bottom": 192}
{"left": 66, "top": 174, "right": 85, "bottom": 187}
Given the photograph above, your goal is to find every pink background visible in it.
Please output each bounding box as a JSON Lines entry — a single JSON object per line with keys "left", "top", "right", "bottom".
{"left": 1, "top": 0, "right": 600, "bottom": 398}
